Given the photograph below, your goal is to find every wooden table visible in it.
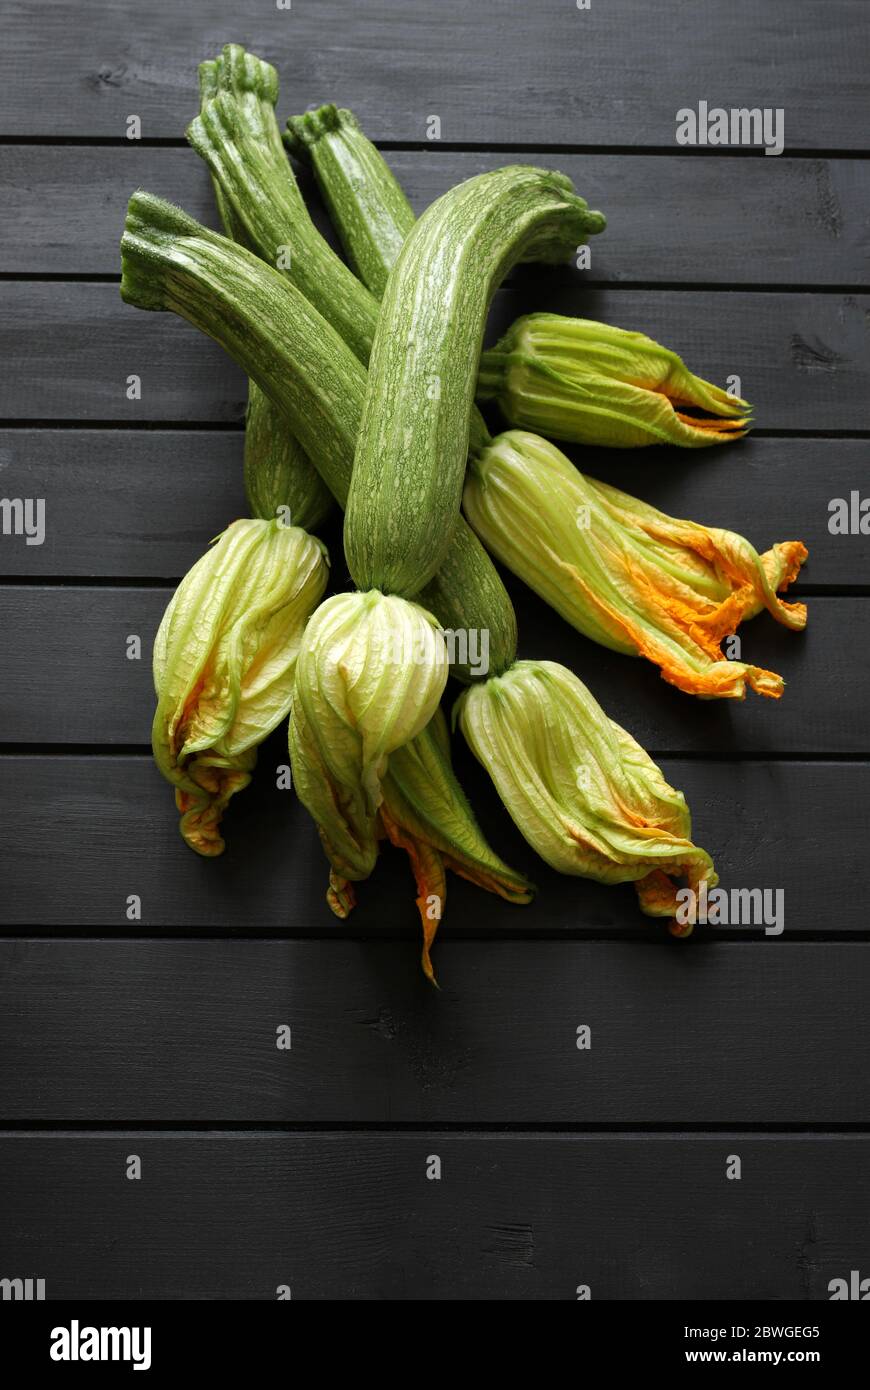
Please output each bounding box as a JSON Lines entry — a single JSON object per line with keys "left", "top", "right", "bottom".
{"left": 1, "top": 0, "right": 868, "bottom": 1300}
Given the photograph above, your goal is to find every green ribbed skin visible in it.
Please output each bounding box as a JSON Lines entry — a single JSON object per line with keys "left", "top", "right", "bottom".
{"left": 187, "top": 50, "right": 379, "bottom": 366}
{"left": 416, "top": 519, "right": 516, "bottom": 675}
{"left": 121, "top": 195, "right": 361, "bottom": 505}
{"left": 242, "top": 385, "right": 334, "bottom": 528}
{"left": 192, "top": 66, "right": 483, "bottom": 458}
{"left": 283, "top": 100, "right": 492, "bottom": 462}
{"left": 120, "top": 193, "right": 516, "bottom": 682}
{"left": 344, "top": 166, "right": 607, "bottom": 597}
{"left": 198, "top": 48, "right": 332, "bottom": 532}
{"left": 279, "top": 105, "right": 509, "bottom": 651}
{"left": 285, "top": 105, "right": 415, "bottom": 300}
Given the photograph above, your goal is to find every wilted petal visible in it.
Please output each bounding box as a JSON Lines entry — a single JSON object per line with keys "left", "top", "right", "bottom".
{"left": 290, "top": 687, "right": 533, "bottom": 982}
{"left": 383, "top": 708, "right": 534, "bottom": 981}
{"left": 288, "top": 690, "right": 380, "bottom": 890}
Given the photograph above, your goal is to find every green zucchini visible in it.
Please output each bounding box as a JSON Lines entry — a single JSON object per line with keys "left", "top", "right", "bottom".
{"left": 198, "top": 49, "right": 332, "bottom": 532}
{"left": 120, "top": 193, "right": 516, "bottom": 681}
{"left": 344, "top": 166, "right": 606, "bottom": 596}
{"left": 188, "top": 50, "right": 379, "bottom": 365}
{"left": 241, "top": 387, "right": 333, "bottom": 529}
{"left": 190, "top": 58, "right": 489, "bottom": 460}
{"left": 285, "top": 105, "right": 415, "bottom": 299}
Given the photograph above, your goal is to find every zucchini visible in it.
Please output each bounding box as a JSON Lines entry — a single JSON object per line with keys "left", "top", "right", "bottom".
{"left": 285, "top": 105, "right": 415, "bottom": 299}
{"left": 191, "top": 57, "right": 489, "bottom": 460}
{"left": 120, "top": 193, "right": 517, "bottom": 681}
{"left": 344, "top": 165, "right": 606, "bottom": 595}
{"left": 188, "top": 49, "right": 379, "bottom": 365}
{"left": 242, "top": 388, "right": 333, "bottom": 529}
{"left": 198, "top": 49, "right": 332, "bottom": 531}
{"left": 279, "top": 106, "right": 514, "bottom": 647}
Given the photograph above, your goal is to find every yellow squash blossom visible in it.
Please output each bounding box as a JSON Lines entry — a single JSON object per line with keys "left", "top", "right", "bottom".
{"left": 477, "top": 313, "right": 751, "bottom": 447}
{"left": 153, "top": 517, "right": 328, "bottom": 855}
{"left": 455, "top": 660, "right": 717, "bottom": 932}
{"left": 464, "top": 430, "right": 807, "bottom": 699}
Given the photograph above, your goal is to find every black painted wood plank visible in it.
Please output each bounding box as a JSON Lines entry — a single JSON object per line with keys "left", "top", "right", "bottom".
{"left": 0, "top": 1133, "right": 865, "bottom": 1299}
{"left": 1, "top": 0, "right": 867, "bottom": 149}
{"left": 0, "top": 941, "right": 867, "bottom": 1122}
{"left": 4, "top": 145, "right": 868, "bottom": 286}
{"left": 2, "top": 283, "right": 866, "bottom": 429}
{"left": 0, "top": 756, "right": 863, "bottom": 932}
{"left": 0, "top": 587, "right": 862, "bottom": 753}
{"left": 0, "top": 430, "right": 249, "bottom": 579}
{"left": 0, "top": 432, "right": 864, "bottom": 587}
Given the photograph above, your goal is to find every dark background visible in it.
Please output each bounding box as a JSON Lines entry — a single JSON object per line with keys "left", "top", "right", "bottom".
{"left": 0, "top": 0, "right": 868, "bottom": 1299}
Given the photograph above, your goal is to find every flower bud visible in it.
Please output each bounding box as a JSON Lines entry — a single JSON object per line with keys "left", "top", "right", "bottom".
{"left": 292, "top": 590, "right": 449, "bottom": 814}
{"left": 153, "top": 517, "right": 328, "bottom": 855}
{"left": 477, "top": 314, "right": 751, "bottom": 447}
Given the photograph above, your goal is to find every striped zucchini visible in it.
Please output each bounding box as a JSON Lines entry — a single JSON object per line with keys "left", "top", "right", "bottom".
{"left": 344, "top": 166, "right": 606, "bottom": 596}
{"left": 120, "top": 193, "right": 516, "bottom": 682}
{"left": 191, "top": 55, "right": 487, "bottom": 456}
{"left": 187, "top": 49, "right": 379, "bottom": 365}
{"left": 198, "top": 49, "right": 332, "bottom": 531}
{"left": 285, "top": 105, "right": 415, "bottom": 299}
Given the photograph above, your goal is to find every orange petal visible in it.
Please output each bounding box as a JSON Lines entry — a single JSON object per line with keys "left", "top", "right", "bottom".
{"left": 380, "top": 804, "right": 446, "bottom": 986}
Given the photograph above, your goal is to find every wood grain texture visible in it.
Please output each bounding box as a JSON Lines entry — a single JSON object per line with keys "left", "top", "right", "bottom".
{"left": 2, "top": 282, "right": 867, "bottom": 429}
{"left": 1, "top": 0, "right": 867, "bottom": 148}
{"left": 0, "top": 586, "right": 861, "bottom": 753}
{"left": 1, "top": 941, "right": 868, "bottom": 1122}
{"left": 0, "top": 432, "right": 864, "bottom": 586}
{"left": 0, "top": 1133, "right": 865, "bottom": 1299}
{"left": 4, "top": 145, "right": 868, "bottom": 285}
{"left": 0, "top": 430, "right": 249, "bottom": 578}
{"left": 0, "top": 755, "right": 863, "bottom": 931}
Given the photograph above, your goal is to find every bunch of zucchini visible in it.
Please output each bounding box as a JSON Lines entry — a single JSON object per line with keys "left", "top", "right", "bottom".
{"left": 121, "top": 46, "right": 808, "bottom": 981}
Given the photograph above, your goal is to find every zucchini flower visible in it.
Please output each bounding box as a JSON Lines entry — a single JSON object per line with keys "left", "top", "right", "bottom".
{"left": 289, "top": 591, "right": 532, "bottom": 980}
{"left": 455, "top": 660, "right": 717, "bottom": 932}
{"left": 464, "top": 430, "right": 807, "bottom": 699}
{"left": 292, "top": 590, "right": 448, "bottom": 810}
{"left": 153, "top": 517, "right": 328, "bottom": 856}
{"left": 477, "top": 314, "right": 751, "bottom": 448}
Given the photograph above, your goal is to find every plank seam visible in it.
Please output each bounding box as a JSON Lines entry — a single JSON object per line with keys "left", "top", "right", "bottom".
{"left": 1, "top": 1122, "right": 869, "bottom": 1134}
{"left": 4, "top": 423, "right": 869, "bottom": 439}
{"left": 2, "top": 137, "right": 870, "bottom": 159}
{"left": 5, "top": 273, "right": 870, "bottom": 294}
{"left": 1, "top": 930, "right": 869, "bottom": 943}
